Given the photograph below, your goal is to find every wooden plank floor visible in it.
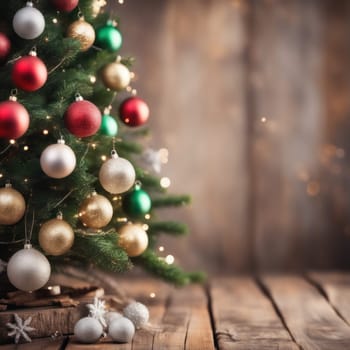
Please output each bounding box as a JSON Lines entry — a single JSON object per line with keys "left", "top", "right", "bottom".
{"left": 2, "top": 272, "right": 350, "bottom": 349}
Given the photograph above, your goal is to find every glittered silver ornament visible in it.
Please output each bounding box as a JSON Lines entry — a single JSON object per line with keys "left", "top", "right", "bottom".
{"left": 40, "top": 139, "right": 76, "bottom": 179}
{"left": 74, "top": 317, "right": 103, "bottom": 344}
{"left": 108, "top": 317, "right": 135, "bottom": 343}
{"left": 105, "top": 311, "right": 123, "bottom": 326}
{"left": 123, "top": 301, "right": 149, "bottom": 329}
{"left": 7, "top": 244, "right": 51, "bottom": 292}
{"left": 99, "top": 150, "right": 135, "bottom": 194}
{"left": 13, "top": 2, "right": 45, "bottom": 40}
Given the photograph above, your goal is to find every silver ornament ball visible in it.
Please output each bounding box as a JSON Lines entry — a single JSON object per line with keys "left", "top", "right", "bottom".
{"left": 40, "top": 140, "right": 76, "bottom": 179}
{"left": 105, "top": 311, "right": 123, "bottom": 326}
{"left": 7, "top": 244, "right": 51, "bottom": 292}
{"left": 99, "top": 152, "right": 135, "bottom": 194}
{"left": 123, "top": 301, "right": 149, "bottom": 329}
{"left": 13, "top": 2, "right": 45, "bottom": 40}
{"left": 74, "top": 317, "right": 103, "bottom": 344}
{"left": 108, "top": 317, "right": 135, "bottom": 343}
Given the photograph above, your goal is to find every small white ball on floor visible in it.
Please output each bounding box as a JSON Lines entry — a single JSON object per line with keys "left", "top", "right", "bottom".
{"left": 108, "top": 316, "right": 135, "bottom": 343}
{"left": 123, "top": 301, "right": 149, "bottom": 329}
{"left": 74, "top": 317, "right": 103, "bottom": 343}
{"left": 105, "top": 311, "right": 123, "bottom": 326}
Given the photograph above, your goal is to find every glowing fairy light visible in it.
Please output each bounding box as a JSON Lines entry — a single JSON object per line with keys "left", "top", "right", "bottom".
{"left": 23, "top": 145, "right": 29, "bottom": 151}
{"left": 52, "top": 18, "right": 58, "bottom": 24}
{"left": 145, "top": 214, "right": 151, "bottom": 220}
{"left": 149, "top": 292, "right": 156, "bottom": 298}
{"left": 90, "top": 75, "right": 97, "bottom": 83}
{"left": 165, "top": 255, "right": 175, "bottom": 265}
{"left": 101, "top": 155, "right": 107, "bottom": 161}
{"left": 43, "top": 129, "right": 49, "bottom": 135}
{"left": 143, "top": 224, "right": 149, "bottom": 231}
{"left": 9, "top": 139, "right": 15, "bottom": 145}
{"left": 160, "top": 177, "right": 171, "bottom": 188}
{"left": 159, "top": 246, "right": 164, "bottom": 252}
{"left": 261, "top": 117, "right": 267, "bottom": 123}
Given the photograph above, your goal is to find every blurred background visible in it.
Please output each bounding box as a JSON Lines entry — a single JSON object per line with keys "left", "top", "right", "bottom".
{"left": 112, "top": 0, "right": 350, "bottom": 274}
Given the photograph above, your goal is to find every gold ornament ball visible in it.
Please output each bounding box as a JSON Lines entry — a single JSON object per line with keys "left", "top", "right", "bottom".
{"left": 101, "top": 62, "right": 131, "bottom": 91}
{"left": 79, "top": 192, "right": 113, "bottom": 229}
{"left": 0, "top": 184, "right": 26, "bottom": 225}
{"left": 118, "top": 223, "right": 148, "bottom": 257}
{"left": 67, "top": 18, "right": 95, "bottom": 51}
{"left": 39, "top": 217, "right": 74, "bottom": 256}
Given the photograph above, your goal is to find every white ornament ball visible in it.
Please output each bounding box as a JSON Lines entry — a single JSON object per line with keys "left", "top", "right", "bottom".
{"left": 40, "top": 139, "right": 76, "bottom": 179}
{"left": 74, "top": 317, "right": 103, "bottom": 344}
{"left": 7, "top": 244, "right": 51, "bottom": 292}
{"left": 99, "top": 151, "right": 135, "bottom": 194}
{"left": 13, "top": 2, "right": 45, "bottom": 40}
{"left": 108, "top": 317, "right": 135, "bottom": 343}
{"left": 123, "top": 301, "right": 149, "bottom": 329}
{"left": 105, "top": 311, "right": 123, "bottom": 326}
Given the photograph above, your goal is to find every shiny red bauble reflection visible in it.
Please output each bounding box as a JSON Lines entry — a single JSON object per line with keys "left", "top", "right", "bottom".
{"left": 0, "top": 100, "right": 30, "bottom": 139}
{"left": 51, "top": 0, "right": 79, "bottom": 12}
{"left": 119, "top": 97, "right": 150, "bottom": 127}
{"left": 12, "top": 55, "right": 47, "bottom": 92}
{"left": 64, "top": 100, "right": 102, "bottom": 137}
{"left": 0, "top": 33, "right": 11, "bottom": 62}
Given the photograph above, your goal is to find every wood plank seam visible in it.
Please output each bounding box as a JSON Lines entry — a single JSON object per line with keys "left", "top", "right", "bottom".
{"left": 306, "top": 274, "right": 350, "bottom": 327}
{"left": 204, "top": 284, "right": 219, "bottom": 349}
{"left": 255, "top": 277, "right": 301, "bottom": 349}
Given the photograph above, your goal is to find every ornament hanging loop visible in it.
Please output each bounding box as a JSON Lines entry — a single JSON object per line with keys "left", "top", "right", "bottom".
{"left": 75, "top": 92, "right": 83, "bottom": 101}
{"left": 9, "top": 89, "right": 18, "bottom": 101}
{"left": 29, "top": 47, "right": 37, "bottom": 56}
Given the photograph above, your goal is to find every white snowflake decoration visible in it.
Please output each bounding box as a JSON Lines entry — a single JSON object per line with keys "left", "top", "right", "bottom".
{"left": 87, "top": 297, "right": 107, "bottom": 328}
{"left": 0, "top": 259, "right": 7, "bottom": 274}
{"left": 6, "top": 314, "right": 36, "bottom": 344}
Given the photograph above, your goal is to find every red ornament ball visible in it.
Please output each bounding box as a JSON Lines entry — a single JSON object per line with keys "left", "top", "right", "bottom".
{"left": 0, "top": 33, "right": 11, "bottom": 62}
{"left": 0, "top": 100, "right": 30, "bottom": 139}
{"left": 119, "top": 97, "right": 150, "bottom": 127}
{"left": 64, "top": 100, "right": 102, "bottom": 137}
{"left": 51, "top": 0, "right": 79, "bottom": 12}
{"left": 12, "top": 55, "right": 47, "bottom": 92}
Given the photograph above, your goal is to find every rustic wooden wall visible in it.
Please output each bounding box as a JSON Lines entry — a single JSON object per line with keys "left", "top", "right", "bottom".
{"left": 113, "top": 0, "right": 350, "bottom": 273}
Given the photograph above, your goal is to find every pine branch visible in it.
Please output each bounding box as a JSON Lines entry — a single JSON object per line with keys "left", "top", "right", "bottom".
{"left": 152, "top": 195, "right": 191, "bottom": 207}
{"left": 133, "top": 250, "right": 205, "bottom": 286}
{"left": 148, "top": 221, "right": 189, "bottom": 235}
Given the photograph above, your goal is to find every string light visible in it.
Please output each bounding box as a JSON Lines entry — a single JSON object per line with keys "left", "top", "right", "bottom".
{"left": 101, "top": 155, "right": 107, "bottom": 161}
{"left": 43, "top": 129, "right": 49, "bottom": 135}
{"left": 149, "top": 292, "right": 156, "bottom": 298}
{"left": 158, "top": 246, "right": 164, "bottom": 252}
{"left": 0, "top": 174, "right": 3, "bottom": 179}
{"left": 89, "top": 75, "right": 97, "bottom": 83}
{"left": 91, "top": 143, "right": 97, "bottom": 149}
{"left": 142, "top": 224, "right": 149, "bottom": 231}
{"left": 145, "top": 214, "right": 151, "bottom": 220}
{"left": 24, "top": 178, "right": 29, "bottom": 183}
{"left": 9, "top": 139, "right": 15, "bottom": 145}
{"left": 126, "top": 86, "right": 132, "bottom": 92}
{"left": 52, "top": 18, "right": 58, "bottom": 24}
{"left": 118, "top": 0, "right": 124, "bottom": 4}
{"left": 23, "top": 145, "right": 29, "bottom": 151}
{"left": 46, "top": 115, "right": 51, "bottom": 120}
{"left": 165, "top": 255, "right": 174, "bottom": 265}
{"left": 261, "top": 117, "right": 267, "bottom": 123}
{"left": 117, "top": 217, "right": 128, "bottom": 222}
{"left": 160, "top": 177, "right": 171, "bottom": 188}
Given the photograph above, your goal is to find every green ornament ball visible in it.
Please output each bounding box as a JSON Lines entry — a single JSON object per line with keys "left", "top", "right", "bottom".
{"left": 96, "top": 24, "right": 122, "bottom": 52}
{"left": 122, "top": 184, "right": 152, "bottom": 218}
{"left": 100, "top": 114, "right": 118, "bottom": 136}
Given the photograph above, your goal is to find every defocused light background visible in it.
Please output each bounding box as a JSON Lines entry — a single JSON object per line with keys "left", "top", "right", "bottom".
{"left": 113, "top": 0, "right": 350, "bottom": 273}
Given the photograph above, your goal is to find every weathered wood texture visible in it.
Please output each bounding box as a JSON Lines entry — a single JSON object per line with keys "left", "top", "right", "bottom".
{"left": 260, "top": 275, "right": 350, "bottom": 349}
{"left": 210, "top": 277, "right": 298, "bottom": 349}
{"left": 4, "top": 274, "right": 350, "bottom": 349}
{"left": 115, "top": 0, "right": 350, "bottom": 272}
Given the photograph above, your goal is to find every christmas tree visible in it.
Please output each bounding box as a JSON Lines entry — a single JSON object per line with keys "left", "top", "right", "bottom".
{"left": 0, "top": 0, "right": 203, "bottom": 291}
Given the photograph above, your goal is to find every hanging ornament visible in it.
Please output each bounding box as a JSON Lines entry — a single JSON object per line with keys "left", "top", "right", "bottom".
{"left": 0, "top": 94, "right": 30, "bottom": 139}
{"left": 0, "top": 33, "right": 11, "bottom": 63}
{"left": 12, "top": 49, "right": 47, "bottom": 92}
{"left": 74, "top": 317, "right": 103, "bottom": 344}
{"left": 40, "top": 138, "right": 76, "bottom": 178}
{"left": 13, "top": 2, "right": 45, "bottom": 40}
{"left": 51, "top": 0, "right": 79, "bottom": 12}
{"left": 123, "top": 301, "right": 150, "bottom": 329}
{"left": 99, "top": 110, "right": 118, "bottom": 137}
{"left": 95, "top": 21, "right": 122, "bottom": 52}
{"left": 38, "top": 212, "right": 74, "bottom": 256}
{"left": 7, "top": 243, "right": 51, "bottom": 291}
{"left": 108, "top": 317, "right": 135, "bottom": 343}
{"left": 67, "top": 17, "right": 95, "bottom": 52}
{"left": 0, "top": 183, "right": 26, "bottom": 225}
{"left": 79, "top": 191, "right": 113, "bottom": 229}
{"left": 91, "top": 0, "right": 107, "bottom": 17}
{"left": 99, "top": 149, "right": 135, "bottom": 194}
{"left": 119, "top": 97, "right": 150, "bottom": 127}
{"left": 118, "top": 223, "right": 148, "bottom": 257}
{"left": 64, "top": 94, "right": 102, "bottom": 137}
{"left": 101, "top": 58, "right": 130, "bottom": 91}
{"left": 122, "top": 182, "right": 151, "bottom": 218}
